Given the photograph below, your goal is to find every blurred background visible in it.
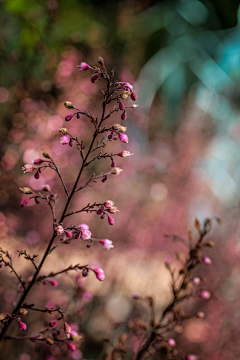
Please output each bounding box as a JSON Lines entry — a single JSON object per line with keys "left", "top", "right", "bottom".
{"left": 1, "top": 0, "right": 240, "bottom": 359}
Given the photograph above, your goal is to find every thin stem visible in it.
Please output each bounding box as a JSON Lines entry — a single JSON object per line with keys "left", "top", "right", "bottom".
{"left": 50, "top": 159, "right": 69, "bottom": 198}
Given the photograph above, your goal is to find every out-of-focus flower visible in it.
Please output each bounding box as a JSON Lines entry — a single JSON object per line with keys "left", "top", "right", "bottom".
{"left": 20, "top": 187, "right": 33, "bottom": 194}
{"left": 49, "top": 320, "right": 58, "bottom": 328}
{"left": 92, "top": 268, "right": 105, "bottom": 281}
{"left": 168, "top": 338, "right": 176, "bottom": 346}
{"left": 79, "top": 224, "right": 89, "bottom": 230}
{"left": 203, "top": 256, "right": 212, "bottom": 265}
{"left": 193, "top": 277, "right": 201, "bottom": 285}
{"left": 200, "top": 290, "right": 211, "bottom": 299}
{"left": 67, "top": 343, "right": 76, "bottom": 351}
{"left": 50, "top": 280, "right": 58, "bottom": 287}
{"left": 196, "top": 311, "right": 205, "bottom": 318}
{"left": 22, "top": 164, "right": 37, "bottom": 173}
{"left": 99, "top": 239, "right": 114, "bottom": 249}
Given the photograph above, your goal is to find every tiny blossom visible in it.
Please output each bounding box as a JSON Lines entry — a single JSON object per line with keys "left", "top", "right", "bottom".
{"left": 65, "top": 114, "right": 74, "bottom": 122}
{"left": 64, "top": 322, "right": 72, "bottom": 335}
{"left": 118, "top": 132, "right": 128, "bottom": 143}
{"left": 79, "top": 224, "right": 89, "bottom": 230}
{"left": 50, "top": 280, "right": 58, "bottom": 287}
{"left": 49, "top": 320, "right": 58, "bottom": 327}
{"left": 80, "top": 229, "right": 92, "bottom": 240}
{"left": 117, "top": 151, "right": 133, "bottom": 158}
{"left": 67, "top": 343, "right": 76, "bottom": 351}
{"left": 104, "top": 200, "right": 115, "bottom": 209}
{"left": 196, "top": 311, "right": 205, "bottom": 318}
{"left": 111, "top": 167, "right": 123, "bottom": 175}
{"left": 33, "top": 158, "right": 49, "bottom": 165}
{"left": 21, "top": 198, "right": 30, "bottom": 207}
{"left": 18, "top": 321, "right": 27, "bottom": 331}
{"left": 108, "top": 215, "right": 114, "bottom": 226}
{"left": 60, "top": 136, "right": 70, "bottom": 145}
{"left": 200, "top": 290, "right": 211, "bottom": 299}
{"left": 168, "top": 339, "right": 176, "bottom": 347}
{"left": 18, "top": 308, "right": 28, "bottom": 316}
{"left": 56, "top": 225, "right": 64, "bottom": 235}
{"left": 118, "top": 82, "right": 133, "bottom": 90}
{"left": 131, "top": 91, "right": 137, "bottom": 101}
{"left": 121, "top": 110, "right": 127, "bottom": 120}
{"left": 22, "top": 164, "right": 37, "bottom": 173}
{"left": 99, "top": 239, "right": 114, "bottom": 250}
{"left": 77, "top": 62, "right": 92, "bottom": 71}
{"left": 193, "top": 277, "right": 201, "bottom": 286}
{"left": 64, "top": 230, "right": 72, "bottom": 239}
{"left": 92, "top": 268, "right": 105, "bottom": 281}
{"left": 203, "top": 256, "right": 212, "bottom": 265}
{"left": 108, "top": 206, "right": 118, "bottom": 214}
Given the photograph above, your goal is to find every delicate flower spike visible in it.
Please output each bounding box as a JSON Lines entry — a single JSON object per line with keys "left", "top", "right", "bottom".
{"left": 99, "top": 239, "right": 114, "bottom": 250}
{"left": 117, "top": 150, "right": 133, "bottom": 158}
{"left": 65, "top": 114, "right": 74, "bottom": 122}
{"left": 60, "top": 136, "right": 70, "bottom": 145}
{"left": 108, "top": 215, "right": 114, "bottom": 226}
{"left": 64, "top": 101, "right": 75, "bottom": 109}
{"left": 56, "top": 225, "right": 64, "bottom": 236}
{"left": 64, "top": 322, "right": 72, "bottom": 335}
{"left": 105, "top": 200, "right": 115, "bottom": 209}
{"left": 67, "top": 343, "right": 76, "bottom": 351}
{"left": 49, "top": 320, "right": 58, "bottom": 328}
{"left": 22, "top": 164, "right": 37, "bottom": 173}
{"left": 111, "top": 167, "right": 123, "bottom": 175}
{"left": 196, "top": 311, "right": 205, "bottom": 319}
{"left": 119, "top": 101, "right": 125, "bottom": 110}
{"left": 92, "top": 268, "right": 105, "bottom": 281}
{"left": 200, "top": 290, "right": 211, "bottom": 299}
{"left": 121, "top": 110, "right": 127, "bottom": 120}
{"left": 91, "top": 72, "right": 100, "bottom": 83}
{"left": 168, "top": 339, "right": 176, "bottom": 347}
{"left": 118, "top": 132, "right": 128, "bottom": 143}
{"left": 80, "top": 229, "right": 92, "bottom": 240}
{"left": 50, "top": 280, "right": 58, "bottom": 287}
{"left": 193, "top": 277, "right": 201, "bottom": 286}
{"left": 18, "top": 321, "right": 27, "bottom": 331}
{"left": 203, "top": 256, "right": 212, "bottom": 265}
{"left": 77, "top": 62, "right": 92, "bottom": 71}
{"left": 33, "top": 158, "right": 49, "bottom": 165}
{"left": 21, "top": 198, "right": 30, "bottom": 207}
{"left": 131, "top": 91, "right": 137, "bottom": 101}
{"left": 64, "top": 230, "right": 72, "bottom": 239}
{"left": 79, "top": 224, "right": 89, "bottom": 230}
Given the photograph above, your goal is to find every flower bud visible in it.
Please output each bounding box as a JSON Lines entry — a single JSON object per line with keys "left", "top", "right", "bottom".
{"left": 200, "top": 290, "right": 211, "bottom": 299}
{"left": 64, "top": 322, "right": 72, "bottom": 335}
{"left": 67, "top": 343, "right": 76, "bottom": 351}
{"left": 121, "top": 110, "right": 127, "bottom": 120}
{"left": 42, "top": 184, "right": 51, "bottom": 192}
{"left": 49, "top": 320, "right": 58, "bottom": 327}
{"left": 43, "top": 151, "right": 51, "bottom": 159}
{"left": 196, "top": 311, "right": 205, "bottom": 319}
{"left": 18, "top": 321, "right": 27, "bottom": 331}
{"left": 64, "top": 230, "right": 72, "bottom": 239}
{"left": 131, "top": 91, "right": 137, "bottom": 101}
{"left": 78, "top": 62, "right": 92, "bottom": 71}
{"left": 105, "top": 200, "right": 115, "bottom": 209}
{"left": 99, "top": 239, "right": 114, "bottom": 250}
{"left": 98, "top": 56, "right": 104, "bottom": 66}
{"left": 108, "top": 206, "right": 118, "bottom": 214}
{"left": 56, "top": 225, "right": 64, "bottom": 236}
{"left": 118, "top": 82, "right": 133, "bottom": 90}
{"left": 21, "top": 198, "right": 30, "bottom": 207}
{"left": 96, "top": 206, "right": 104, "bottom": 215}
{"left": 60, "top": 136, "right": 70, "bottom": 145}
{"left": 50, "top": 280, "right": 58, "bottom": 287}
{"left": 118, "top": 132, "right": 128, "bottom": 143}
{"left": 80, "top": 229, "right": 92, "bottom": 240}
{"left": 112, "top": 124, "right": 121, "bottom": 131}
{"left": 108, "top": 215, "right": 114, "bottom": 226}
{"left": 92, "top": 268, "right": 105, "bottom": 281}
{"left": 119, "top": 101, "right": 125, "bottom": 110}
{"left": 111, "top": 159, "right": 116, "bottom": 167}
{"left": 79, "top": 224, "right": 89, "bottom": 230}
{"left": 101, "top": 213, "right": 105, "bottom": 219}
{"left": 91, "top": 72, "right": 100, "bottom": 83}
{"left": 111, "top": 167, "right": 123, "bottom": 175}
{"left": 117, "top": 151, "right": 133, "bottom": 158}
{"left": 102, "top": 175, "right": 108, "bottom": 182}
{"left": 22, "top": 164, "right": 37, "bottom": 173}
{"left": 33, "top": 158, "right": 48, "bottom": 165}
{"left": 64, "top": 101, "right": 75, "bottom": 109}
{"left": 65, "top": 114, "right": 74, "bottom": 122}
{"left": 202, "top": 256, "right": 212, "bottom": 265}
{"left": 34, "top": 170, "right": 40, "bottom": 179}
{"left": 59, "top": 128, "right": 69, "bottom": 135}
{"left": 18, "top": 308, "right": 28, "bottom": 316}
{"left": 20, "top": 187, "right": 33, "bottom": 194}
{"left": 168, "top": 339, "right": 176, "bottom": 347}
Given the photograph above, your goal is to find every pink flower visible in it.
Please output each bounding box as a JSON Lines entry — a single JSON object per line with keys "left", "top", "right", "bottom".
{"left": 21, "top": 198, "right": 30, "bottom": 207}
{"left": 121, "top": 110, "right": 127, "bottom": 120}
{"left": 91, "top": 72, "right": 100, "bottom": 83}
{"left": 60, "top": 136, "right": 70, "bottom": 145}
{"left": 193, "top": 277, "right": 201, "bottom": 286}
{"left": 117, "top": 151, "right": 133, "bottom": 158}
{"left": 79, "top": 224, "right": 89, "bottom": 230}
{"left": 56, "top": 225, "right": 64, "bottom": 235}
{"left": 18, "top": 321, "right": 27, "bottom": 331}
{"left": 187, "top": 355, "right": 198, "bottom": 360}
{"left": 131, "top": 91, "right": 137, "bottom": 101}
{"left": 203, "top": 256, "right": 212, "bottom": 265}
{"left": 33, "top": 158, "right": 49, "bottom": 165}
{"left": 168, "top": 338, "right": 176, "bottom": 347}
{"left": 49, "top": 320, "right": 58, "bottom": 327}
{"left": 118, "top": 132, "right": 128, "bottom": 143}
{"left": 200, "top": 290, "right": 211, "bottom": 299}
{"left": 22, "top": 164, "right": 37, "bottom": 173}
{"left": 108, "top": 215, "right": 114, "bottom": 225}
{"left": 77, "top": 62, "right": 92, "bottom": 71}
{"left": 108, "top": 206, "right": 118, "bottom": 214}
{"left": 50, "top": 280, "right": 58, "bottom": 287}
{"left": 65, "top": 114, "right": 74, "bottom": 122}
{"left": 92, "top": 268, "right": 105, "bottom": 281}
{"left": 104, "top": 200, "right": 115, "bottom": 209}
{"left": 64, "top": 230, "right": 72, "bottom": 238}
{"left": 80, "top": 229, "right": 92, "bottom": 240}
{"left": 111, "top": 167, "right": 123, "bottom": 175}
{"left": 67, "top": 343, "right": 76, "bottom": 351}
{"left": 64, "top": 322, "right": 72, "bottom": 334}
{"left": 99, "top": 239, "right": 114, "bottom": 249}
{"left": 118, "top": 82, "right": 133, "bottom": 90}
